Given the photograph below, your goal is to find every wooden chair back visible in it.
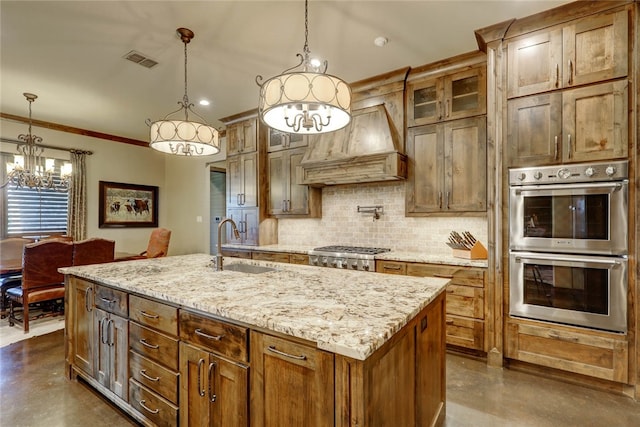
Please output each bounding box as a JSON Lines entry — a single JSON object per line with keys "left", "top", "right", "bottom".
{"left": 73, "top": 238, "right": 115, "bottom": 266}
{"left": 145, "top": 228, "right": 171, "bottom": 258}
{"left": 22, "top": 240, "right": 74, "bottom": 291}
{"left": 0, "top": 237, "right": 34, "bottom": 269}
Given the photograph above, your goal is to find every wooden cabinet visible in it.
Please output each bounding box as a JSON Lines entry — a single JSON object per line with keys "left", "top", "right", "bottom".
{"left": 507, "top": 9, "right": 628, "bottom": 99}
{"left": 377, "top": 261, "right": 488, "bottom": 352}
{"left": 408, "top": 64, "right": 486, "bottom": 127}
{"left": 69, "top": 277, "right": 94, "bottom": 377}
{"left": 250, "top": 331, "right": 334, "bottom": 427}
{"left": 179, "top": 310, "right": 249, "bottom": 427}
{"left": 128, "top": 296, "right": 180, "bottom": 426}
{"left": 407, "top": 116, "right": 487, "bottom": 215}
{"left": 267, "top": 127, "right": 306, "bottom": 152}
{"left": 94, "top": 307, "right": 129, "bottom": 400}
{"left": 226, "top": 207, "right": 259, "bottom": 246}
{"left": 226, "top": 151, "right": 257, "bottom": 208}
{"left": 508, "top": 80, "right": 628, "bottom": 166}
{"left": 251, "top": 251, "right": 290, "bottom": 263}
{"left": 506, "top": 320, "right": 628, "bottom": 383}
{"left": 268, "top": 147, "right": 320, "bottom": 217}
{"left": 226, "top": 118, "right": 257, "bottom": 156}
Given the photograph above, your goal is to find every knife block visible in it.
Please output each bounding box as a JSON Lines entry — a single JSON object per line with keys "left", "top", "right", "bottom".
{"left": 451, "top": 240, "right": 488, "bottom": 260}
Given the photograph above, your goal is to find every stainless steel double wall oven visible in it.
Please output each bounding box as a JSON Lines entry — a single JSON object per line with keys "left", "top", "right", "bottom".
{"left": 508, "top": 160, "right": 629, "bottom": 333}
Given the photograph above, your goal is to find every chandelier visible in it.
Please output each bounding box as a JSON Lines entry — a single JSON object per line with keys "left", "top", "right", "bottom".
{"left": 1, "top": 93, "right": 72, "bottom": 192}
{"left": 256, "top": 0, "right": 351, "bottom": 134}
{"left": 147, "top": 27, "right": 220, "bottom": 156}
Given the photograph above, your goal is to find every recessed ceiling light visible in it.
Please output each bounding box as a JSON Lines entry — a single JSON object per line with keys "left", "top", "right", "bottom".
{"left": 199, "top": 99, "right": 210, "bottom": 106}
{"left": 374, "top": 36, "right": 389, "bottom": 47}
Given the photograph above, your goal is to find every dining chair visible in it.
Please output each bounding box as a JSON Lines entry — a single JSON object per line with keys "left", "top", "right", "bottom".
{"left": 118, "top": 228, "right": 171, "bottom": 261}
{"left": 0, "top": 237, "right": 35, "bottom": 318}
{"left": 6, "top": 240, "right": 74, "bottom": 333}
{"left": 72, "top": 238, "right": 116, "bottom": 266}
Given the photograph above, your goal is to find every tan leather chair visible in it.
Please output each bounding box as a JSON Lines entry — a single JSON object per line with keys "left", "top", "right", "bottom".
{"left": 72, "top": 238, "right": 115, "bottom": 266}
{"left": 119, "top": 228, "right": 171, "bottom": 261}
{"left": 6, "top": 240, "right": 73, "bottom": 333}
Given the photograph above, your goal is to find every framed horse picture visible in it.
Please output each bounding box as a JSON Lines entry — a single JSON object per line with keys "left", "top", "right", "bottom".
{"left": 98, "top": 181, "right": 158, "bottom": 228}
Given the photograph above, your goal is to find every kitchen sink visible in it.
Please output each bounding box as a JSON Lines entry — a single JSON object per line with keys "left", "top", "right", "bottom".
{"left": 222, "top": 263, "right": 278, "bottom": 274}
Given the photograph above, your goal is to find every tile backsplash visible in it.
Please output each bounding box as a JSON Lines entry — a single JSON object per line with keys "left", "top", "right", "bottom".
{"left": 278, "top": 181, "right": 487, "bottom": 255}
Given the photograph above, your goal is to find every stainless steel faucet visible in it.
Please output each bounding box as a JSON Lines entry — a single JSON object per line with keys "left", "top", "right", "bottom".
{"left": 215, "top": 217, "right": 240, "bottom": 271}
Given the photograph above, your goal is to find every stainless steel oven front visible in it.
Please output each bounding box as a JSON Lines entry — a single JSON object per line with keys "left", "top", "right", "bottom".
{"left": 509, "top": 161, "right": 628, "bottom": 255}
{"left": 509, "top": 252, "right": 628, "bottom": 333}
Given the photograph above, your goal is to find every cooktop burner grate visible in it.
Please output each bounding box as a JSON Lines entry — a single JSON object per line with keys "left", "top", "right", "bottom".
{"left": 312, "top": 245, "right": 391, "bottom": 255}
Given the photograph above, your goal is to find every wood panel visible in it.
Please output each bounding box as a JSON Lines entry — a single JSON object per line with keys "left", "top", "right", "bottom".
{"left": 251, "top": 251, "right": 290, "bottom": 263}
{"left": 179, "top": 310, "right": 248, "bottom": 362}
{"left": 129, "top": 379, "right": 178, "bottom": 427}
{"left": 375, "top": 260, "right": 407, "bottom": 275}
{"left": 94, "top": 285, "right": 128, "bottom": 317}
{"left": 130, "top": 322, "right": 179, "bottom": 371}
{"left": 129, "top": 351, "right": 179, "bottom": 405}
{"left": 69, "top": 277, "right": 94, "bottom": 377}
{"left": 129, "top": 295, "right": 178, "bottom": 337}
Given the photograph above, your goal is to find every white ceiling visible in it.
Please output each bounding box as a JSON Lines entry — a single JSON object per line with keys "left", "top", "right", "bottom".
{"left": 1, "top": 0, "right": 570, "bottom": 143}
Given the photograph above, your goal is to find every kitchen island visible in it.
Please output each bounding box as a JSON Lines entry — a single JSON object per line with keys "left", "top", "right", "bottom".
{"left": 62, "top": 253, "right": 448, "bottom": 427}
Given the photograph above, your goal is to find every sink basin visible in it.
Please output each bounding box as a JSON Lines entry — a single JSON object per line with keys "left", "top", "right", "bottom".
{"left": 222, "top": 263, "right": 277, "bottom": 274}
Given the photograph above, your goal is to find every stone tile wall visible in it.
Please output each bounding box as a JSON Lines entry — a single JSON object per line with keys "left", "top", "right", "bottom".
{"left": 278, "top": 181, "right": 488, "bottom": 255}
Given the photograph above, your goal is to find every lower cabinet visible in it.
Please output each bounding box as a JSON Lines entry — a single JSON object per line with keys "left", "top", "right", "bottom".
{"left": 179, "top": 342, "right": 249, "bottom": 427}
{"left": 250, "top": 331, "right": 334, "bottom": 426}
{"left": 69, "top": 277, "right": 94, "bottom": 377}
{"left": 94, "top": 307, "right": 129, "bottom": 400}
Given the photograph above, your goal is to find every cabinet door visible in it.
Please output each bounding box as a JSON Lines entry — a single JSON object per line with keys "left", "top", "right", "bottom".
{"left": 407, "top": 77, "right": 443, "bottom": 126}
{"left": 507, "top": 93, "right": 563, "bottom": 166}
{"left": 71, "top": 278, "right": 94, "bottom": 376}
{"left": 179, "top": 343, "right": 211, "bottom": 427}
{"left": 210, "top": 354, "right": 249, "bottom": 427}
{"left": 242, "top": 208, "right": 259, "bottom": 246}
{"left": 406, "top": 124, "right": 444, "bottom": 213}
{"left": 562, "top": 80, "right": 628, "bottom": 162}
{"left": 267, "top": 128, "right": 306, "bottom": 152}
{"left": 226, "top": 155, "right": 242, "bottom": 208}
{"left": 563, "top": 10, "right": 628, "bottom": 88}
{"left": 286, "top": 148, "right": 309, "bottom": 215}
{"left": 507, "top": 29, "right": 563, "bottom": 98}
{"left": 240, "top": 119, "right": 257, "bottom": 153}
{"left": 226, "top": 124, "right": 241, "bottom": 156}
{"left": 95, "top": 307, "right": 111, "bottom": 390}
{"left": 267, "top": 151, "right": 286, "bottom": 215}
{"left": 225, "top": 208, "right": 243, "bottom": 244}
{"left": 444, "top": 117, "right": 487, "bottom": 212}
{"left": 94, "top": 309, "right": 129, "bottom": 400}
{"left": 250, "top": 331, "right": 334, "bottom": 427}
{"left": 241, "top": 152, "right": 257, "bottom": 207}
{"left": 443, "top": 66, "right": 486, "bottom": 121}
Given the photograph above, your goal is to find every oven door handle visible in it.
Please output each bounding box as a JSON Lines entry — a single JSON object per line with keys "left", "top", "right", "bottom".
{"left": 513, "top": 181, "right": 626, "bottom": 195}
{"left": 514, "top": 253, "right": 623, "bottom": 268}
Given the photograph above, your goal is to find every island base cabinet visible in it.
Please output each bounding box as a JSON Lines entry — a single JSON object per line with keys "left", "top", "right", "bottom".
{"left": 250, "top": 332, "right": 335, "bottom": 427}
{"left": 335, "top": 291, "right": 446, "bottom": 427}
{"left": 129, "top": 379, "right": 178, "bottom": 427}
{"left": 67, "top": 277, "right": 94, "bottom": 377}
{"left": 94, "top": 308, "right": 129, "bottom": 401}
{"left": 179, "top": 342, "right": 248, "bottom": 427}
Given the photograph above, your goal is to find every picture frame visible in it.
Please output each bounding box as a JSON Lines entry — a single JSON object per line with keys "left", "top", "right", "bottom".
{"left": 98, "top": 181, "right": 158, "bottom": 228}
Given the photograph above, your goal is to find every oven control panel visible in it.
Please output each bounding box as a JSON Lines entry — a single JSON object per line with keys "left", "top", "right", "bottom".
{"left": 509, "top": 160, "right": 628, "bottom": 185}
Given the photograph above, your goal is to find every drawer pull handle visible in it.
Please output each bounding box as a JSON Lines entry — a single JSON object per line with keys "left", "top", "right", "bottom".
{"left": 139, "top": 339, "right": 159, "bottom": 349}
{"left": 195, "top": 328, "right": 224, "bottom": 341}
{"left": 446, "top": 289, "right": 455, "bottom": 293}
{"left": 434, "top": 274, "right": 453, "bottom": 279}
{"left": 267, "top": 345, "right": 307, "bottom": 361}
{"left": 547, "top": 332, "right": 579, "bottom": 342}
{"left": 100, "top": 297, "right": 116, "bottom": 305}
{"left": 139, "top": 399, "right": 159, "bottom": 415}
{"left": 85, "top": 287, "right": 92, "bottom": 312}
{"left": 208, "top": 361, "right": 217, "bottom": 403}
{"left": 140, "top": 369, "right": 160, "bottom": 382}
{"left": 383, "top": 265, "right": 402, "bottom": 270}
{"left": 139, "top": 310, "right": 159, "bottom": 319}
{"left": 446, "top": 319, "right": 454, "bottom": 325}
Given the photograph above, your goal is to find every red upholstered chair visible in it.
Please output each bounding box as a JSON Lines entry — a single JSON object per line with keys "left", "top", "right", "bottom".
{"left": 6, "top": 240, "right": 73, "bottom": 333}
{"left": 119, "top": 228, "right": 171, "bottom": 261}
{"left": 72, "top": 238, "right": 116, "bottom": 266}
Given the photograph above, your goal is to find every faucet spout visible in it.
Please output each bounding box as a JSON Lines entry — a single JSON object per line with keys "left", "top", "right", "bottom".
{"left": 215, "top": 217, "right": 240, "bottom": 271}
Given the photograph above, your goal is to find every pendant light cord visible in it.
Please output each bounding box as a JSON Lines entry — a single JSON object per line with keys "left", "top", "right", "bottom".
{"left": 183, "top": 40, "right": 190, "bottom": 120}
{"left": 303, "top": 0, "right": 310, "bottom": 56}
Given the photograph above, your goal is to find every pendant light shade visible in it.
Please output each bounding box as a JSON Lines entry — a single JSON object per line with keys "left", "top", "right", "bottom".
{"left": 148, "top": 27, "right": 220, "bottom": 156}
{"left": 256, "top": 0, "right": 351, "bottom": 134}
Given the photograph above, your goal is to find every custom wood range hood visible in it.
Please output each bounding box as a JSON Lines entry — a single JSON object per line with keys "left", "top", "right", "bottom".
{"left": 299, "top": 67, "right": 410, "bottom": 186}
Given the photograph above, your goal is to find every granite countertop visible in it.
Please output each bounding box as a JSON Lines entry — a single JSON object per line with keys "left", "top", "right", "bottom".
{"left": 60, "top": 254, "right": 448, "bottom": 360}
{"left": 222, "top": 243, "right": 488, "bottom": 268}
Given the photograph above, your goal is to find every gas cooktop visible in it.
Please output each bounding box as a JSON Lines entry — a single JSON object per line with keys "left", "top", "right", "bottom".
{"left": 311, "top": 245, "right": 391, "bottom": 255}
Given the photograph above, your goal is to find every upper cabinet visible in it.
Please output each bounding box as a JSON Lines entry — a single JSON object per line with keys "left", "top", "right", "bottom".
{"left": 408, "top": 60, "right": 486, "bottom": 127}
{"left": 226, "top": 118, "right": 257, "bottom": 156}
{"left": 507, "top": 9, "right": 628, "bottom": 99}
{"left": 267, "top": 128, "right": 306, "bottom": 152}
{"left": 268, "top": 147, "right": 321, "bottom": 218}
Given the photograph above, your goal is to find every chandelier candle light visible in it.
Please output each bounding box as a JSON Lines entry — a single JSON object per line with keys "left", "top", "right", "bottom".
{"left": 256, "top": 0, "right": 351, "bottom": 134}
{"left": 1, "top": 93, "right": 72, "bottom": 192}
{"left": 147, "top": 28, "right": 220, "bottom": 156}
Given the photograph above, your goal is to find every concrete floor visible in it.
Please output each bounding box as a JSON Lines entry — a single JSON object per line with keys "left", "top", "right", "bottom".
{"left": 1, "top": 330, "right": 639, "bottom": 427}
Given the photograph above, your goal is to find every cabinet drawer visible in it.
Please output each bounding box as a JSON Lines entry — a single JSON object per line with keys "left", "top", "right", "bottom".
{"left": 289, "top": 253, "right": 309, "bottom": 265}
{"left": 130, "top": 323, "right": 179, "bottom": 370}
{"left": 252, "top": 251, "right": 290, "bottom": 263}
{"left": 129, "top": 351, "right": 178, "bottom": 405}
{"left": 376, "top": 260, "right": 407, "bottom": 275}
{"left": 94, "top": 285, "right": 128, "bottom": 317}
{"left": 407, "top": 263, "right": 484, "bottom": 287}
{"left": 222, "top": 249, "right": 252, "bottom": 259}
{"left": 445, "top": 285, "right": 484, "bottom": 319}
{"left": 129, "top": 379, "right": 178, "bottom": 427}
{"left": 129, "top": 295, "right": 178, "bottom": 336}
{"left": 446, "top": 315, "right": 484, "bottom": 351}
{"left": 506, "top": 321, "right": 628, "bottom": 383}
{"left": 180, "top": 310, "right": 248, "bottom": 362}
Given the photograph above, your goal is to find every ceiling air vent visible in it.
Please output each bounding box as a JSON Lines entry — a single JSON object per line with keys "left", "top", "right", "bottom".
{"left": 123, "top": 50, "right": 158, "bottom": 69}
